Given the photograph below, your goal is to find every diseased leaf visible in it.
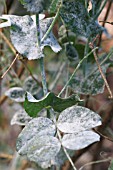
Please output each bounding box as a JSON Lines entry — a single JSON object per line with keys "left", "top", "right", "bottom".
{"left": 51, "top": 147, "right": 75, "bottom": 166}
{"left": 11, "top": 109, "right": 32, "bottom": 126}
{"left": 16, "top": 117, "right": 56, "bottom": 155}
{"left": 0, "top": 15, "right": 61, "bottom": 60}
{"left": 23, "top": 75, "right": 40, "bottom": 95}
{"left": 5, "top": 87, "right": 25, "bottom": 102}
{"left": 27, "top": 135, "right": 61, "bottom": 169}
{"left": 57, "top": 105, "right": 102, "bottom": 133}
{"left": 69, "top": 64, "right": 109, "bottom": 95}
{"left": 60, "top": 0, "right": 103, "bottom": 38}
{"left": 62, "top": 130, "right": 100, "bottom": 150}
{"left": 24, "top": 92, "right": 82, "bottom": 117}
{"left": 20, "top": 0, "right": 51, "bottom": 14}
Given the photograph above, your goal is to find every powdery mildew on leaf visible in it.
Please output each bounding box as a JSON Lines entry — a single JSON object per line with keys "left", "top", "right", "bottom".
{"left": 69, "top": 64, "right": 109, "bottom": 95}
{"left": 16, "top": 117, "right": 56, "bottom": 155}
{"left": 5, "top": 87, "right": 25, "bottom": 102}
{"left": 60, "top": 0, "right": 103, "bottom": 38}
{"left": 27, "top": 135, "right": 61, "bottom": 169}
{"left": 11, "top": 109, "right": 32, "bottom": 126}
{"left": 62, "top": 130, "right": 100, "bottom": 150}
{"left": 57, "top": 105, "right": 102, "bottom": 133}
{"left": 0, "top": 15, "right": 61, "bottom": 60}
{"left": 20, "top": 0, "right": 51, "bottom": 13}
{"left": 23, "top": 75, "right": 40, "bottom": 95}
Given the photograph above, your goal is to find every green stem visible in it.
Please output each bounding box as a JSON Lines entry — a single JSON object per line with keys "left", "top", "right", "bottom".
{"left": 41, "top": 2, "right": 62, "bottom": 43}
{"left": 36, "top": 14, "right": 48, "bottom": 96}
{"left": 58, "top": 47, "right": 98, "bottom": 97}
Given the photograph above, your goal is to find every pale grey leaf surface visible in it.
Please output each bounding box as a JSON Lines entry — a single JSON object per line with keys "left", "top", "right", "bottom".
{"left": 62, "top": 130, "right": 100, "bottom": 150}
{"left": 27, "top": 135, "right": 61, "bottom": 169}
{"left": 20, "top": 0, "right": 51, "bottom": 13}
{"left": 11, "top": 109, "right": 32, "bottom": 126}
{"left": 0, "top": 15, "right": 61, "bottom": 60}
{"left": 16, "top": 117, "right": 56, "bottom": 155}
{"left": 57, "top": 106, "right": 102, "bottom": 133}
{"left": 5, "top": 87, "right": 25, "bottom": 102}
{"left": 23, "top": 75, "right": 40, "bottom": 95}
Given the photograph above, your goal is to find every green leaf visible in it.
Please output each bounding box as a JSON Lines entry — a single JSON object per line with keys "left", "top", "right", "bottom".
{"left": 5, "top": 87, "right": 25, "bottom": 102}
{"left": 90, "top": 0, "right": 103, "bottom": 16}
{"left": 69, "top": 64, "right": 109, "bottom": 95}
{"left": 19, "top": 0, "right": 51, "bottom": 14}
{"left": 16, "top": 117, "right": 56, "bottom": 155}
{"left": 57, "top": 105, "right": 102, "bottom": 133}
{"left": 0, "top": 15, "right": 61, "bottom": 60}
{"left": 24, "top": 92, "right": 82, "bottom": 117}
{"left": 62, "top": 130, "right": 100, "bottom": 150}
{"left": 60, "top": 0, "right": 103, "bottom": 38}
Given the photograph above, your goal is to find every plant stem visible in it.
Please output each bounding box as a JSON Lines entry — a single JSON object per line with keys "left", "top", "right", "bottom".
{"left": 36, "top": 14, "right": 48, "bottom": 96}
{"left": 57, "top": 130, "right": 77, "bottom": 170}
{"left": 58, "top": 47, "right": 98, "bottom": 97}
{"left": 41, "top": 2, "right": 62, "bottom": 43}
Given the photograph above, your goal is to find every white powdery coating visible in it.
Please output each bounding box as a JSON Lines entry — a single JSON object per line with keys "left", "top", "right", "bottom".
{"left": 62, "top": 130, "right": 100, "bottom": 150}
{"left": 57, "top": 105, "right": 102, "bottom": 133}
{"left": 5, "top": 87, "right": 25, "bottom": 102}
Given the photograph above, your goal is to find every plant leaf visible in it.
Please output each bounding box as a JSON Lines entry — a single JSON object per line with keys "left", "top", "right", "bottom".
{"left": 27, "top": 135, "right": 61, "bottom": 169}
{"left": 49, "top": 0, "right": 61, "bottom": 13}
{"left": 69, "top": 64, "right": 110, "bottom": 95}
{"left": 60, "top": 0, "right": 103, "bottom": 38}
{"left": 62, "top": 130, "right": 100, "bottom": 150}
{"left": 5, "top": 87, "right": 25, "bottom": 102}
{"left": 19, "top": 0, "right": 51, "bottom": 14}
{"left": 0, "top": 15, "right": 61, "bottom": 60}
{"left": 24, "top": 92, "right": 82, "bottom": 117}
{"left": 57, "top": 105, "right": 102, "bottom": 133}
{"left": 16, "top": 117, "right": 56, "bottom": 155}
{"left": 11, "top": 109, "right": 32, "bottom": 126}
{"left": 23, "top": 75, "right": 41, "bottom": 95}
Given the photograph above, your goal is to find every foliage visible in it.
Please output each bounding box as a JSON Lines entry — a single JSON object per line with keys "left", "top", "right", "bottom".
{"left": 0, "top": 0, "right": 113, "bottom": 170}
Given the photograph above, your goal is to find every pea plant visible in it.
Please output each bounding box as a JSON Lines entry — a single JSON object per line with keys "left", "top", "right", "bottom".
{"left": 0, "top": 0, "right": 113, "bottom": 170}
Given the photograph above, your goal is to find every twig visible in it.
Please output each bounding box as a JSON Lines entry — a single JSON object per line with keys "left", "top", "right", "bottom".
{"left": 89, "top": 43, "right": 113, "bottom": 98}
{"left": 98, "top": 0, "right": 112, "bottom": 47}
{"left": 1, "top": 53, "right": 19, "bottom": 79}
{"left": 0, "top": 31, "right": 16, "bottom": 54}
{"left": 0, "top": 152, "right": 13, "bottom": 160}
{"left": 79, "top": 158, "right": 111, "bottom": 170}
{"left": 58, "top": 47, "right": 98, "bottom": 97}
{"left": 21, "top": 60, "right": 42, "bottom": 88}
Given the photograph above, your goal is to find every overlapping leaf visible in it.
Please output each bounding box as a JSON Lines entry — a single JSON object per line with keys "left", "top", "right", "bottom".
{"left": 0, "top": 15, "right": 61, "bottom": 60}
{"left": 57, "top": 105, "right": 102, "bottom": 133}
{"left": 24, "top": 92, "right": 82, "bottom": 117}
{"left": 62, "top": 130, "right": 100, "bottom": 150}
{"left": 11, "top": 109, "right": 32, "bottom": 126}
{"left": 16, "top": 117, "right": 61, "bottom": 168}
